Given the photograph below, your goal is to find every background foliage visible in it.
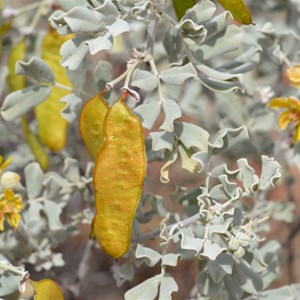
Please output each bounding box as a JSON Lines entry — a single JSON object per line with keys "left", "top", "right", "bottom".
{"left": 0, "top": 0, "right": 300, "bottom": 299}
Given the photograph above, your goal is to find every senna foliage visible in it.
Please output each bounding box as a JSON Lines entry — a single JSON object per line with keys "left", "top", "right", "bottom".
{"left": 0, "top": 0, "right": 299, "bottom": 299}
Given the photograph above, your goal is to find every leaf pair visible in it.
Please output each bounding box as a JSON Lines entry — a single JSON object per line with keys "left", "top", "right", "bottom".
{"left": 80, "top": 91, "right": 147, "bottom": 258}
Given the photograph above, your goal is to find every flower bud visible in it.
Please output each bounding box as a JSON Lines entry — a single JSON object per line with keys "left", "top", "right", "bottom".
{"left": 0, "top": 171, "right": 20, "bottom": 189}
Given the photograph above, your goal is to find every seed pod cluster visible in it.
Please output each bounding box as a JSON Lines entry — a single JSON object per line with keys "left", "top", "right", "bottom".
{"left": 80, "top": 92, "right": 146, "bottom": 259}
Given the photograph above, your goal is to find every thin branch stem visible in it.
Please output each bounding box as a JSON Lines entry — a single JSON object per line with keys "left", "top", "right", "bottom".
{"left": 132, "top": 212, "right": 200, "bottom": 243}
{"left": 0, "top": 262, "right": 24, "bottom": 276}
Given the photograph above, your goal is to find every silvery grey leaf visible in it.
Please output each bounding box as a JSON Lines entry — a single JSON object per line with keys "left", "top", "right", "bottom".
{"left": 93, "top": 60, "right": 112, "bottom": 90}
{"left": 183, "top": 1, "right": 216, "bottom": 23}
{"left": 24, "top": 162, "right": 44, "bottom": 199}
{"left": 158, "top": 274, "right": 178, "bottom": 300}
{"left": 197, "top": 63, "right": 244, "bottom": 94}
{"left": 94, "top": 0, "right": 119, "bottom": 19}
{"left": 259, "top": 156, "right": 281, "bottom": 191}
{"left": 1, "top": 85, "right": 52, "bottom": 121}
{"left": 26, "top": 202, "right": 43, "bottom": 223}
{"left": 131, "top": 69, "right": 159, "bottom": 92}
{"left": 237, "top": 159, "right": 260, "bottom": 192}
{"left": 16, "top": 57, "right": 55, "bottom": 84}
{"left": 106, "top": 19, "right": 130, "bottom": 37}
{"left": 134, "top": 101, "right": 161, "bottom": 130}
{"left": 191, "top": 150, "right": 209, "bottom": 174}
{"left": 223, "top": 275, "right": 243, "bottom": 300}
{"left": 63, "top": 158, "right": 81, "bottom": 182}
{"left": 161, "top": 253, "right": 180, "bottom": 267}
{"left": 159, "top": 99, "right": 182, "bottom": 132}
{"left": 175, "top": 19, "right": 207, "bottom": 39}
{"left": 63, "top": 6, "right": 105, "bottom": 33}
{"left": 205, "top": 11, "right": 232, "bottom": 37}
{"left": 235, "top": 259, "right": 263, "bottom": 294}
{"left": 43, "top": 173, "right": 66, "bottom": 199}
{"left": 43, "top": 199, "right": 63, "bottom": 231}
{"left": 218, "top": 46, "right": 262, "bottom": 74}
{"left": 135, "top": 244, "right": 161, "bottom": 267}
{"left": 86, "top": 32, "right": 113, "bottom": 55}
{"left": 160, "top": 63, "right": 197, "bottom": 85}
{"left": 58, "top": 0, "right": 91, "bottom": 10}
{"left": 162, "top": 26, "right": 182, "bottom": 63}
{"left": 150, "top": 131, "right": 175, "bottom": 151}
{"left": 124, "top": 275, "right": 160, "bottom": 300}
{"left": 195, "top": 25, "right": 242, "bottom": 61}
{"left": 60, "top": 93, "right": 82, "bottom": 123}
{"left": 113, "top": 261, "right": 134, "bottom": 287}
{"left": 0, "top": 270, "right": 21, "bottom": 297}
{"left": 197, "top": 270, "right": 221, "bottom": 299}
{"left": 178, "top": 228, "right": 204, "bottom": 255}
{"left": 209, "top": 126, "right": 249, "bottom": 155}
{"left": 60, "top": 36, "right": 90, "bottom": 70}
{"left": 258, "top": 286, "right": 295, "bottom": 300}
{"left": 207, "top": 253, "right": 233, "bottom": 284}
{"left": 174, "top": 122, "right": 209, "bottom": 150}
{"left": 201, "top": 239, "right": 226, "bottom": 260}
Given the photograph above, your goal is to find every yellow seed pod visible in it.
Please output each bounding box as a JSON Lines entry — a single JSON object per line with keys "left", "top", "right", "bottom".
{"left": 33, "top": 279, "right": 64, "bottom": 300}
{"left": 93, "top": 94, "right": 146, "bottom": 259}
{"left": 217, "top": 0, "right": 253, "bottom": 25}
{"left": 35, "top": 29, "right": 74, "bottom": 151}
{"left": 79, "top": 90, "right": 109, "bottom": 161}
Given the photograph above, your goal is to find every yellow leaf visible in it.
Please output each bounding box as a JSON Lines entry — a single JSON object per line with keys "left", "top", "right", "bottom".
{"left": 79, "top": 90, "right": 109, "bottom": 161}
{"left": 35, "top": 29, "right": 74, "bottom": 151}
{"left": 7, "top": 39, "right": 26, "bottom": 91}
{"left": 33, "top": 279, "right": 64, "bottom": 300}
{"left": 93, "top": 94, "right": 147, "bottom": 259}
{"left": 21, "top": 117, "right": 49, "bottom": 171}
{"left": 172, "top": 0, "right": 196, "bottom": 20}
{"left": 217, "top": 0, "right": 253, "bottom": 25}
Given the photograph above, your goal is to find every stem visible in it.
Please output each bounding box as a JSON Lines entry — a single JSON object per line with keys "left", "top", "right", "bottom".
{"left": 149, "top": 58, "right": 165, "bottom": 103}
{"left": 132, "top": 212, "right": 200, "bottom": 242}
{"left": 55, "top": 82, "right": 73, "bottom": 92}
{"left": 106, "top": 69, "right": 128, "bottom": 89}
{"left": 123, "top": 59, "right": 140, "bottom": 88}
{"left": 14, "top": 1, "right": 42, "bottom": 15}
{"left": 28, "top": 0, "right": 48, "bottom": 31}
{"left": 0, "top": 262, "right": 24, "bottom": 276}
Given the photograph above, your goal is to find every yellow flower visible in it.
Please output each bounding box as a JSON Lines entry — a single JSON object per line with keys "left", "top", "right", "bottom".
{"left": 0, "top": 189, "right": 23, "bottom": 231}
{"left": 0, "top": 155, "right": 12, "bottom": 172}
{"left": 269, "top": 97, "right": 300, "bottom": 144}
{"left": 286, "top": 65, "right": 300, "bottom": 88}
